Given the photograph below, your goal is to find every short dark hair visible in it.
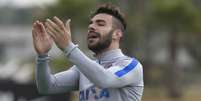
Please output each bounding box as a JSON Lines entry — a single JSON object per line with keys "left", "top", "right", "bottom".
{"left": 91, "top": 3, "right": 126, "bottom": 31}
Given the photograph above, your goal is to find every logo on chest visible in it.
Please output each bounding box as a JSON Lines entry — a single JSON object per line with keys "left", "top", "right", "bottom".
{"left": 79, "top": 85, "right": 110, "bottom": 101}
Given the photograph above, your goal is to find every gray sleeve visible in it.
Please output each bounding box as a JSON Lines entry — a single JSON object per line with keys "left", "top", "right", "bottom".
{"left": 35, "top": 54, "right": 79, "bottom": 94}
{"left": 64, "top": 42, "right": 143, "bottom": 88}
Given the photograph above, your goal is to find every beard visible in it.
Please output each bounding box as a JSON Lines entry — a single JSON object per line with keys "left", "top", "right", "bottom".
{"left": 88, "top": 30, "right": 113, "bottom": 54}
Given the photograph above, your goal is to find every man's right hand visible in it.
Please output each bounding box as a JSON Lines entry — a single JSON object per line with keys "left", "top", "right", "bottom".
{"left": 32, "top": 21, "right": 53, "bottom": 55}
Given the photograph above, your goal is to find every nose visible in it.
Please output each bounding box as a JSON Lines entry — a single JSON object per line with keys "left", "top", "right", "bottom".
{"left": 88, "top": 23, "right": 95, "bottom": 32}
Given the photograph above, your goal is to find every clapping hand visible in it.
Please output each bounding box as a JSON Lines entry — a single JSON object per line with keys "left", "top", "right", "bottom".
{"left": 45, "top": 16, "right": 72, "bottom": 51}
{"left": 32, "top": 21, "right": 53, "bottom": 55}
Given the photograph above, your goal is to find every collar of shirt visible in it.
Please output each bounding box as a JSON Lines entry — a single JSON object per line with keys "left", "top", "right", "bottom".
{"left": 94, "top": 49, "right": 125, "bottom": 64}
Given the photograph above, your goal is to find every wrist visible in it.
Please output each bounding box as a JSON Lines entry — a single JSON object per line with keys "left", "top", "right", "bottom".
{"left": 63, "top": 42, "right": 78, "bottom": 57}
{"left": 38, "top": 53, "right": 48, "bottom": 58}
{"left": 37, "top": 53, "right": 50, "bottom": 62}
{"left": 59, "top": 40, "right": 72, "bottom": 51}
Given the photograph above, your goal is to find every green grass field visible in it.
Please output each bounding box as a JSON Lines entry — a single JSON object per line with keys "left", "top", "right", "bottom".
{"left": 142, "top": 85, "right": 201, "bottom": 101}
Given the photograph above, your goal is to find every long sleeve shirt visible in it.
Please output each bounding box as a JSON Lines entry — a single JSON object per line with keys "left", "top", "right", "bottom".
{"left": 36, "top": 42, "right": 144, "bottom": 101}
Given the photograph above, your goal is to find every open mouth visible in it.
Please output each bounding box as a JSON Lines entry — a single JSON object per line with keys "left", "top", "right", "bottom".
{"left": 87, "top": 31, "right": 100, "bottom": 40}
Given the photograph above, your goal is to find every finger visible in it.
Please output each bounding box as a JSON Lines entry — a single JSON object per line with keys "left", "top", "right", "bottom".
{"left": 32, "top": 22, "right": 39, "bottom": 37}
{"left": 34, "top": 21, "right": 43, "bottom": 36}
{"left": 35, "top": 20, "right": 41, "bottom": 30}
{"left": 33, "top": 21, "right": 37, "bottom": 27}
{"left": 37, "top": 22, "right": 47, "bottom": 37}
{"left": 32, "top": 28, "right": 37, "bottom": 39}
{"left": 65, "top": 19, "right": 71, "bottom": 34}
{"left": 33, "top": 22, "right": 38, "bottom": 32}
{"left": 53, "top": 16, "right": 65, "bottom": 29}
{"left": 32, "top": 28, "right": 39, "bottom": 47}
{"left": 38, "top": 22, "right": 47, "bottom": 35}
{"left": 46, "top": 27, "right": 56, "bottom": 40}
{"left": 47, "top": 29, "right": 58, "bottom": 46}
{"left": 45, "top": 21, "right": 60, "bottom": 37}
{"left": 46, "top": 19, "right": 62, "bottom": 33}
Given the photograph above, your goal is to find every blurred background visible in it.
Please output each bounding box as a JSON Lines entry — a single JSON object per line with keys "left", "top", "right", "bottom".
{"left": 0, "top": 0, "right": 200, "bottom": 101}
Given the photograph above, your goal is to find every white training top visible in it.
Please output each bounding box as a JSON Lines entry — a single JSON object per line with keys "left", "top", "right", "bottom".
{"left": 36, "top": 42, "right": 144, "bottom": 101}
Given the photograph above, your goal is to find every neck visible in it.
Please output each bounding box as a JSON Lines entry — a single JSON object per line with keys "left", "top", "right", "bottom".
{"left": 95, "top": 42, "right": 119, "bottom": 57}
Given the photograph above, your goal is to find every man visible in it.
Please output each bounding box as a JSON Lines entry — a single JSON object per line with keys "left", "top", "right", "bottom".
{"left": 32, "top": 3, "right": 144, "bottom": 101}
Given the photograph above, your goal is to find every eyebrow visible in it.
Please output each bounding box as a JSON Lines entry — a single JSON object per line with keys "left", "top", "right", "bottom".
{"left": 96, "top": 19, "right": 106, "bottom": 23}
{"left": 89, "top": 19, "right": 106, "bottom": 24}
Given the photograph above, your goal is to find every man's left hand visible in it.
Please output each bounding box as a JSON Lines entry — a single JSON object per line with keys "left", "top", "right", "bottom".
{"left": 45, "top": 16, "right": 71, "bottom": 51}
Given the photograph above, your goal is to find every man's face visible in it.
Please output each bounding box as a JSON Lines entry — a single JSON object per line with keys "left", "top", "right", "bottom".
{"left": 87, "top": 14, "right": 114, "bottom": 53}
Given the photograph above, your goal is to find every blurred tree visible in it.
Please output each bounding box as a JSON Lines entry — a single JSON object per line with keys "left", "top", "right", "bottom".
{"left": 45, "top": 0, "right": 96, "bottom": 27}
{"left": 148, "top": 0, "right": 201, "bottom": 98}
{"left": 186, "top": 0, "right": 201, "bottom": 66}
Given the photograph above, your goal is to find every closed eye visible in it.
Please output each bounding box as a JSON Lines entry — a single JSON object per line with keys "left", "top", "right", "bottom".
{"left": 89, "top": 19, "right": 106, "bottom": 26}
{"left": 96, "top": 20, "right": 106, "bottom": 26}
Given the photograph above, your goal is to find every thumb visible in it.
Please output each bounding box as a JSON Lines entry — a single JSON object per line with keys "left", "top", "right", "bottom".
{"left": 65, "top": 19, "right": 71, "bottom": 34}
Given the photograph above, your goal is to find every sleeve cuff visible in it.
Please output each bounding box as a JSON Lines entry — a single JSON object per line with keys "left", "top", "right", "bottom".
{"left": 63, "top": 42, "right": 78, "bottom": 57}
{"left": 37, "top": 54, "right": 50, "bottom": 62}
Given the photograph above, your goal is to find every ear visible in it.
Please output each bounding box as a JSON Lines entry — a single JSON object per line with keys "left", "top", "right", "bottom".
{"left": 112, "top": 29, "right": 122, "bottom": 40}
